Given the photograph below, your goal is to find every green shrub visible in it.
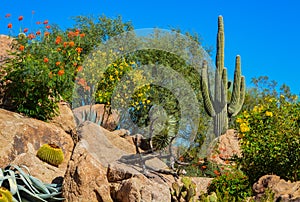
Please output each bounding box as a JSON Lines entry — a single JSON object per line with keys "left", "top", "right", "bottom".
{"left": 4, "top": 26, "right": 84, "bottom": 120}
{"left": 235, "top": 95, "right": 300, "bottom": 183}
{"left": 207, "top": 169, "right": 252, "bottom": 201}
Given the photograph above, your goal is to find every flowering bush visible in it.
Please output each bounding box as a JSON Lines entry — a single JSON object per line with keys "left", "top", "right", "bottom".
{"left": 235, "top": 95, "right": 300, "bottom": 183}
{"left": 207, "top": 169, "right": 252, "bottom": 201}
{"left": 2, "top": 14, "right": 136, "bottom": 121}
{"left": 4, "top": 17, "right": 85, "bottom": 120}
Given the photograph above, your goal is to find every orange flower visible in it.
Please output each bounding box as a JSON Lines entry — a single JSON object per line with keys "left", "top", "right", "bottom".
{"left": 18, "top": 16, "right": 23, "bottom": 21}
{"left": 44, "top": 31, "right": 50, "bottom": 37}
{"left": 77, "top": 66, "right": 83, "bottom": 72}
{"left": 48, "top": 71, "right": 53, "bottom": 79}
{"left": 5, "top": 14, "right": 11, "bottom": 18}
{"left": 84, "top": 85, "right": 90, "bottom": 91}
{"left": 55, "top": 36, "right": 62, "bottom": 44}
{"left": 225, "top": 159, "right": 230, "bottom": 164}
{"left": 28, "top": 33, "right": 35, "bottom": 40}
{"left": 73, "top": 62, "right": 78, "bottom": 67}
{"left": 19, "top": 45, "right": 25, "bottom": 51}
{"left": 63, "top": 42, "right": 69, "bottom": 48}
{"left": 57, "top": 69, "right": 65, "bottom": 76}
{"left": 69, "top": 41, "right": 75, "bottom": 47}
{"left": 36, "top": 21, "right": 41, "bottom": 25}
{"left": 76, "top": 47, "right": 83, "bottom": 53}
{"left": 36, "top": 30, "right": 41, "bottom": 35}
{"left": 23, "top": 28, "right": 28, "bottom": 33}
{"left": 213, "top": 170, "right": 220, "bottom": 176}
{"left": 55, "top": 61, "right": 61, "bottom": 66}
{"left": 43, "top": 20, "right": 49, "bottom": 24}
{"left": 7, "top": 23, "right": 12, "bottom": 29}
{"left": 45, "top": 25, "right": 51, "bottom": 29}
{"left": 77, "top": 78, "right": 86, "bottom": 86}
{"left": 201, "top": 165, "right": 207, "bottom": 170}
{"left": 80, "top": 33, "right": 85, "bottom": 38}
{"left": 43, "top": 57, "right": 49, "bottom": 63}
{"left": 178, "top": 156, "right": 184, "bottom": 162}
{"left": 57, "top": 48, "right": 61, "bottom": 51}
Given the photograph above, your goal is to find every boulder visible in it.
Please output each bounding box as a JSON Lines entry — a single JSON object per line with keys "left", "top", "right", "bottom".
{"left": 253, "top": 175, "right": 300, "bottom": 201}
{"left": 73, "top": 104, "right": 120, "bottom": 131}
{"left": 0, "top": 108, "right": 74, "bottom": 183}
{"left": 114, "top": 175, "right": 171, "bottom": 202}
{"left": 207, "top": 129, "right": 241, "bottom": 166}
{"left": 62, "top": 143, "right": 113, "bottom": 202}
{"left": 63, "top": 121, "right": 177, "bottom": 201}
{"left": 0, "top": 35, "right": 14, "bottom": 108}
{"left": 49, "top": 101, "right": 76, "bottom": 134}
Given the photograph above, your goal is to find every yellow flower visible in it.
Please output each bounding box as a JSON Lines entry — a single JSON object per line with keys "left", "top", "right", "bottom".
{"left": 265, "top": 111, "right": 273, "bottom": 117}
{"left": 146, "top": 100, "right": 151, "bottom": 104}
{"left": 109, "top": 75, "right": 114, "bottom": 81}
{"left": 236, "top": 117, "right": 243, "bottom": 123}
{"left": 280, "top": 95, "right": 285, "bottom": 99}
{"left": 253, "top": 105, "right": 264, "bottom": 113}
{"left": 115, "top": 70, "right": 119, "bottom": 75}
{"left": 240, "top": 123, "right": 250, "bottom": 133}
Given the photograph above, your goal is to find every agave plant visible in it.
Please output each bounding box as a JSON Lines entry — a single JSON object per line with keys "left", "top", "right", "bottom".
{"left": 0, "top": 165, "right": 64, "bottom": 202}
{"left": 75, "top": 106, "right": 104, "bottom": 126}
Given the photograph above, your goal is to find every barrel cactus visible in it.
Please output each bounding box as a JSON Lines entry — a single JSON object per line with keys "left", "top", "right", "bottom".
{"left": 37, "top": 143, "right": 64, "bottom": 167}
{"left": 0, "top": 187, "right": 12, "bottom": 202}
{"left": 201, "top": 15, "right": 245, "bottom": 136}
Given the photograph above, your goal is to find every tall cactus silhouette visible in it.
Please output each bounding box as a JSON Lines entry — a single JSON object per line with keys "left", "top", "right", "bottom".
{"left": 201, "top": 15, "right": 245, "bottom": 137}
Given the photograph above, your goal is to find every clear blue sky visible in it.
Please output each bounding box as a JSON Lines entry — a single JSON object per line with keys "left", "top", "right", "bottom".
{"left": 0, "top": 0, "right": 299, "bottom": 94}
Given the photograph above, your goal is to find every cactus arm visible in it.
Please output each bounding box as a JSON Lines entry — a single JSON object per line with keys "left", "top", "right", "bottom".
{"left": 221, "top": 67, "right": 228, "bottom": 106}
{"left": 231, "top": 76, "right": 245, "bottom": 116}
{"left": 228, "top": 55, "right": 245, "bottom": 116}
{"left": 216, "top": 15, "right": 225, "bottom": 75}
{"left": 201, "top": 61, "right": 216, "bottom": 117}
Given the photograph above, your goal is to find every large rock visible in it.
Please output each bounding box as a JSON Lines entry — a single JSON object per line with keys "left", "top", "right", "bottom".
{"left": 0, "top": 35, "right": 14, "bottom": 108}
{"left": 114, "top": 175, "right": 171, "bottom": 202}
{"left": 49, "top": 101, "right": 77, "bottom": 134}
{"left": 63, "top": 121, "right": 176, "bottom": 201}
{"left": 253, "top": 175, "right": 300, "bottom": 201}
{"left": 62, "top": 143, "right": 113, "bottom": 202}
{"left": 73, "top": 104, "right": 120, "bottom": 131}
{"left": 207, "top": 129, "right": 241, "bottom": 166}
{"left": 0, "top": 108, "right": 74, "bottom": 183}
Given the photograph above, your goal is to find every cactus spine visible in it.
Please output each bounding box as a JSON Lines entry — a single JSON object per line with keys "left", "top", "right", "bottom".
{"left": 201, "top": 15, "right": 245, "bottom": 136}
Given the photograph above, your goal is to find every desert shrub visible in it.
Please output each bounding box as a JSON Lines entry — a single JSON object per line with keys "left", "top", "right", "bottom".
{"left": 3, "top": 15, "right": 133, "bottom": 120}
{"left": 235, "top": 95, "right": 300, "bottom": 183}
{"left": 4, "top": 26, "right": 84, "bottom": 120}
{"left": 207, "top": 169, "right": 252, "bottom": 201}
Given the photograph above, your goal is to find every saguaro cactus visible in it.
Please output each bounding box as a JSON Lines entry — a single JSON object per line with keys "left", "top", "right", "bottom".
{"left": 201, "top": 15, "right": 245, "bottom": 136}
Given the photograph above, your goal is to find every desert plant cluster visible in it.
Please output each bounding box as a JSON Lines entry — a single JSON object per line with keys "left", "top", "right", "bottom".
{"left": 0, "top": 12, "right": 299, "bottom": 202}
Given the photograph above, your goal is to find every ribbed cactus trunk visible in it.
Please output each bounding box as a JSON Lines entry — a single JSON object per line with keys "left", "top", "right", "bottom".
{"left": 201, "top": 15, "right": 245, "bottom": 137}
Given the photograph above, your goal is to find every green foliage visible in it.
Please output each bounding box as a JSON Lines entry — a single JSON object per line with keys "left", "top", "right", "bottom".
{"left": 207, "top": 169, "right": 252, "bottom": 201}
{"left": 4, "top": 25, "right": 85, "bottom": 120}
{"left": 0, "top": 165, "right": 64, "bottom": 202}
{"left": 36, "top": 143, "right": 64, "bottom": 167}
{"left": 235, "top": 96, "right": 300, "bottom": 184}
{"left": 201, "top": 15, "right": 245, "bottom": 137}
{"left": 3, "top": 15, "right": 133, "bottom": 121}
{"left": 180, "top": 157, "right": 221, "bottom": 178}
{"left": 171, "top": 177, "right": 196, "bottom": 202}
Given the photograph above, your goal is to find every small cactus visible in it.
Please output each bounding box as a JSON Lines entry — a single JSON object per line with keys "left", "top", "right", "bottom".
{"left": 171, "top": 177, "right": 196, "bottom": 202}
{"left": 36, "top": 143, "right": 64, "bottom": 167}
